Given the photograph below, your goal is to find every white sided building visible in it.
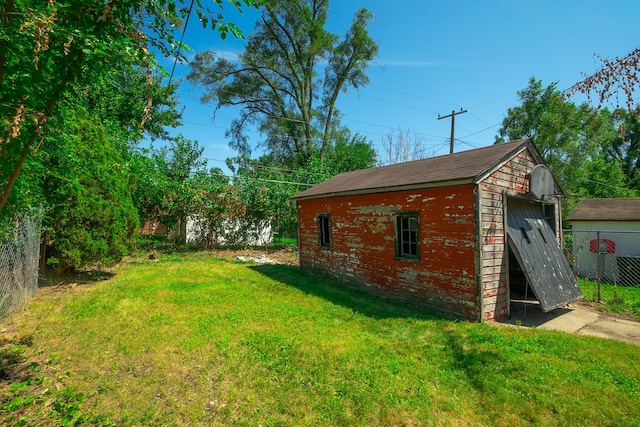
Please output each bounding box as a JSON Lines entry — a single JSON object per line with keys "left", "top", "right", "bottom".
{"left": 566, "top": 199, "right": 640, "bottom": 285}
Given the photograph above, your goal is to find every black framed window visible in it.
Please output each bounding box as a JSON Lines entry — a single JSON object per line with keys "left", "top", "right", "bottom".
{"left": 318, "top": 213, "right": 331, "bottom": 248}
{"left": 396, "top": 212, "right": 419, "bottom": 260}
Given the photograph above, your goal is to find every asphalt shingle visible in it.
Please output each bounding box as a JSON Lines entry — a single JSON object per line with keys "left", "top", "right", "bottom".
{"left": 567, "top": 199, "right": 640, "bottom": 222}
{"left": 293, "top": 138, "right": 532, "bottom": 200}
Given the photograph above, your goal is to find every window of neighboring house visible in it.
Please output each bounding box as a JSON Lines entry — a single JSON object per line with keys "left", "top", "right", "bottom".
{"left": 395, "top": 212, "right": 419, "bottom": 260}
{"left": 318, "top": 213, "right": 331, "bottom": 248}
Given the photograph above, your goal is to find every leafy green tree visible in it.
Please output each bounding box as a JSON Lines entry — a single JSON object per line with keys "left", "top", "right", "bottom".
{"left": 187, "top": 168, "right": 237, "bottom": 248}
{"left": 0, "top": 0, "right": 258, "bottom": 215}
{"left": 496, "top": 77, "right": 634, "bottom": 208}
{"left": 82, "top": 68, "right": 183, "bottom": 148}
{"left": 42, "top": 109, "right": 139, "bottom": 271}
{"left": 609, "top": 109, "right": 640, "bottom": 192}
{"left": 323, "top": 128, "right": 377, "bottom": 173}
{"left": 233, "top": 165, "right": 305, "bottom": 242}
{"left": 187, "top": 0, "right": 378, "bottom": 167}
{"left": 130, "top": 148, "right": 169, "bottom": 234}
{"left": 578, "top": 152, "right": 636, "bottom": 200}
{"left": 134, "top": 135, "right": 208, "bottom": 245}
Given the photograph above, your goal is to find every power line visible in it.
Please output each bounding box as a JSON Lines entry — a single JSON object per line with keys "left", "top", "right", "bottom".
{"left": 359, "top": 95, "right": 439, "bottom": 114}
{"left": 183, "top": 120, "right": 227, "bottom": 130}
{"left": 369, "top": 84, "right": 460, "bottom": 107}
{"left": 247, "top": 163, "right": 327, "bottom": 176}
{"left": 180, "top": 81, "right": 497, "bottom": 144}
{"left": 345, "top": 118, "right": 445, "bottom": 140}
{"left": 134, "top": 162, "right": 316, "bottom": 186}
{"left": 469, "top": 111, "right": 492, "bottom": 128}
{"left": 176, "top": 85, "right": 501, "bottom": 151}
{"left": 168, "top": 0, "right": 195, "bottom": 86}
{"left": 231, "top": 175, "right": 314, "bottom": 186}
{"left": 182, "top": 116, "right": 451, "bottom": 146}
{"left": 455, "top": 139, "right": 482, "bottom": 149}
{"left": 202, "top": 157, "right": 327, "bottom": 177}
{"left": 458, "top": 121, "right": 502, "bottom": 139}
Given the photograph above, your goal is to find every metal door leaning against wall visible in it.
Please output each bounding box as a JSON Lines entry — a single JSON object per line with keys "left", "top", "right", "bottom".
{"left": 506, "top": 197, "right": 582, "bottom": 312}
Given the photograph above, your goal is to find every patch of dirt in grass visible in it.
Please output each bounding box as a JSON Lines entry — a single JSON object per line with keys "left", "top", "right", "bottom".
{"left": 1, "top": 267, "right": 114, "bottom": 345}
{"left": 128, "top": 246, "right": 300, "bottom": 266}
{"left": 206, "top": 246, "right": 299, "bottom": 266}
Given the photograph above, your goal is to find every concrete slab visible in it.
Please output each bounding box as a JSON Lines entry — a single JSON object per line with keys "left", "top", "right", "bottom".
{"left": 494, "top": 300, "right": 640, "bottom": 346}
{"left": 537, "top": 309, "right": 600, "bottom": 333}
{"left": 578, "top": 318, "right": 640, "bottom": 345}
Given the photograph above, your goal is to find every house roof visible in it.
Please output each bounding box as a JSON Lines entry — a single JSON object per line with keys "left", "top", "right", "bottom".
{"left": 293, "top": 138, "right": 536, "bottom": 200}
{"left": 566, "top": 198, "right": 640, "bottom": 222}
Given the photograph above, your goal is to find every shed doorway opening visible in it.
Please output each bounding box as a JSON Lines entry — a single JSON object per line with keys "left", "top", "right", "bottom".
{"left": 506, "top": 197, "right": 582, "bottom": 316}
{"left": 508, "top": 248, "right": 536, "bottom": 300}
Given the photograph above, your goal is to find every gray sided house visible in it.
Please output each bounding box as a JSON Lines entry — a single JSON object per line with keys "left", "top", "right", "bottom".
{"left": 567, "top": 198, "right": 640, "bottom": 285}
{"left": 292, "top": 139, "right": 582, "bottom": 321}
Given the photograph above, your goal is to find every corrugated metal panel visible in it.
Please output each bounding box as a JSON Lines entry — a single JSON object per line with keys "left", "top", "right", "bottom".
{"left": 506, "top": 198, "right": 582, "bottom": 312}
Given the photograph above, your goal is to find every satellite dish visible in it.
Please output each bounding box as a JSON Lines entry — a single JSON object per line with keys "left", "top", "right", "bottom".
{"left": 529, "top": 165, "right": 554, "bottom": 201}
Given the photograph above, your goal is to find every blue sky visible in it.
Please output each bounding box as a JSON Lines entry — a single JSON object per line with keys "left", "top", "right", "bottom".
{"left": 155, "top": 0, "right": 640, "bottom": 172}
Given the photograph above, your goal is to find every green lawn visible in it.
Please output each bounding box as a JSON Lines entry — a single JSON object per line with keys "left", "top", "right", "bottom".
{"left": 2, "top": 253, "right": 640, "bottom": 426}
{"left": 578, "top": 277, "right": 640, "bottom": 317}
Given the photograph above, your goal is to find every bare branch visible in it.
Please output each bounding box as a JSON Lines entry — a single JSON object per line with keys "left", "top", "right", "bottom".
{"left": 567, "top": 47, "right": 640, "bottom": 114}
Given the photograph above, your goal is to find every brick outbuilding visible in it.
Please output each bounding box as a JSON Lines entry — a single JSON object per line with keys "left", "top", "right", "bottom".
{"left": 292, "top": 139, "right": 581, "bottom": 321}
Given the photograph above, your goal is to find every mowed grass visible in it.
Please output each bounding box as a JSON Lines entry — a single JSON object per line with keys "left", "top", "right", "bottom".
{"left": 578, "top": 277, "right": 640, "bottom": 317}
{"left": 2, "top": 253, "right": 640, "bottom": 426}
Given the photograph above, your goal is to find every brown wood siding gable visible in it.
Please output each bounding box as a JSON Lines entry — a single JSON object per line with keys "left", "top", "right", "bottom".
{"left": 477, "top": 148, "right": 537, "bottom": 320}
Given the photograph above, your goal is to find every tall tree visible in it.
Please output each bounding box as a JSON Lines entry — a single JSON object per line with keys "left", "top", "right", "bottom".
{"left": 608, "top": 109, "right": 640, "bottom": 192}
{"left": 565, "top": 47, "right": 640, "bottom": 193}
{"left": 0, "top": 0, "right": 258, "bottom": 215}
{"left": 497, "top": 77, "right": 635, "bottom": 209}
{"left": 42, "top": 109, "right": 139, "bottom": 271}
{"left": 0, "top": 61, "right": 184, "bottom": 237}
{"left": 82, "top": 67, "right": 183, "bottom": 147}
{"left": 187, "top": 0, "right": 378, "bottom": 167}
{"left": 323, "top": 129, "right": 377, "bottom": 173}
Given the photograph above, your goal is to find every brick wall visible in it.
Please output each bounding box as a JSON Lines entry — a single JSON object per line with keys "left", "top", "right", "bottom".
{"left": 297, "top": 184, "right": 477, "bottom": 319}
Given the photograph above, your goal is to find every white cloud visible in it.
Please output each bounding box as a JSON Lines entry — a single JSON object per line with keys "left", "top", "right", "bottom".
{"left": 184, "top": 50, "right": 241, "bottom": 63}
{"left": 208, "top": 142, "right": 232, "bottom": 153}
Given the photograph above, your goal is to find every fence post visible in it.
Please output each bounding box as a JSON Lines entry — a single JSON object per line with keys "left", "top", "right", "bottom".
{"left": 596, "top": 230, "right": 602, "bottom": 302}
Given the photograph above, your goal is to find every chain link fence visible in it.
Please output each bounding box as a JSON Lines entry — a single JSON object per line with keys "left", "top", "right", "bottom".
{"left": 0, "top": 214, "right": 42, "bottom": 323}
{"left": 564, "top": 229, "right": 640, "bottom": 300}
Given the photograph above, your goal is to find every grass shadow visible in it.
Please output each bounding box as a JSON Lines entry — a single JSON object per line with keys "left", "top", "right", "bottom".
{"left": 442, "top": 326, "right": 507, "bottom": 392}
{"left": 38, "top": 267, "right": 116, "bottom": 289}
{"left": 250, "top": 263, "right": 445, "bottom": 321}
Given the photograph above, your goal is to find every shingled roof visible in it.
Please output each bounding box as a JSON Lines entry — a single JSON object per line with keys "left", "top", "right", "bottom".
{"left": 566, "top": 199, "right": 640, "bottom": 222}
{"left": 293, "top": 138, "right": 535, "bottom": 200}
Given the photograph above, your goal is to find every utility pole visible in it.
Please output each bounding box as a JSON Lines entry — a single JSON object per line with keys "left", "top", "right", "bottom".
{"left": 438, "top": 107, "right": 468, "bottom": 154}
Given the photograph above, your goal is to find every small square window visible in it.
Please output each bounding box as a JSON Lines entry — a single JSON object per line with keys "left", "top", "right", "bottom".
{"left": 318, "top": 214, "right": 331, "bottom": 248}
{"left": 396, "top": 212, "right": 419, "bottom": 260}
